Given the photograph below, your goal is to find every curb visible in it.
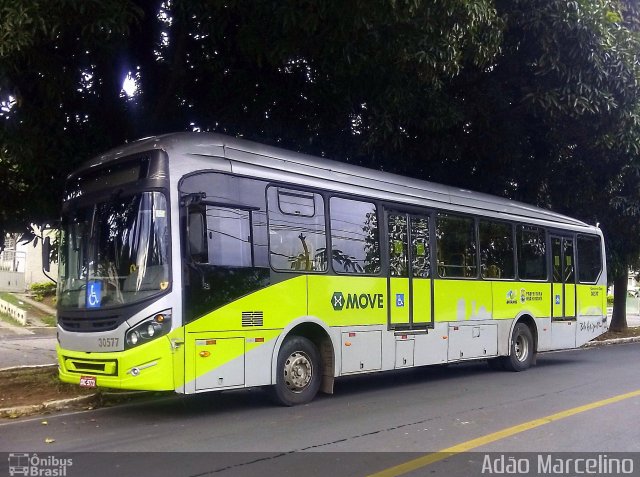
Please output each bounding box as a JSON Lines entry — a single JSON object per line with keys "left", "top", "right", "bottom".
{"left": 0, "top": 363, "right": 57, "bottom": 373}
{"left": 0, "top": 393, "right": 99, "bottom": 419}
{"left": 0, "top": 388, "right": 151, "bottom": 420}
{"left": 583, "top": 336, "right": 640, "bottom": 347}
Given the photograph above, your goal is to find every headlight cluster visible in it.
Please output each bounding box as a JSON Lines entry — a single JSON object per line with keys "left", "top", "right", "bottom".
{"left": 125, "top": 310, "right": 172, "bottom": 349}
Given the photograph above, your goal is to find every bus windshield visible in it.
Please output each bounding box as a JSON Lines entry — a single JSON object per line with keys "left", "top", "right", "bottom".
{"left": 58, "top": 191, "right": 170, "bottom": 309}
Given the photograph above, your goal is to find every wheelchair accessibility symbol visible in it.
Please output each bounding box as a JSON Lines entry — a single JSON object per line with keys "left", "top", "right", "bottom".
{"left": 87, "top": 281, "right": 102, "bottom": 308}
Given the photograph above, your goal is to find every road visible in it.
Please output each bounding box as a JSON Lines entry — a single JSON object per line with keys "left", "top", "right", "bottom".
{"left": 0, "top": 324, "right": 56, "bottom": 369}
{"left": 1, "top": 342, "right": 640, "bottom": 476}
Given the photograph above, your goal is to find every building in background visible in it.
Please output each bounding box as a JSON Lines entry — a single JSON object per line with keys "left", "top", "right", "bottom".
{"left": 1, "top": 228, "right": 57, "bottom": 292}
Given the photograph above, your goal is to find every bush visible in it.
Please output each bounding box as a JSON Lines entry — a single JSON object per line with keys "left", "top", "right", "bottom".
{"left": 30, "top": 282, "right": 56, "bottom": 300}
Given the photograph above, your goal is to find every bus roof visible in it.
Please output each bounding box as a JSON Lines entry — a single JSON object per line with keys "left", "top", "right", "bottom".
{"left": 85, "top": 132, "right": 594, "bottom": 230}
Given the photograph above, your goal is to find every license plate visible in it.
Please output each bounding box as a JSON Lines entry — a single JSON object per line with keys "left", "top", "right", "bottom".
{"left": 79, "top": 376, "right": 97, "bottom": 388}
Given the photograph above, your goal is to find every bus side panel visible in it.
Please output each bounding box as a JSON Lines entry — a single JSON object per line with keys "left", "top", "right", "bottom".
{"left": 307, "top": 275, "right": 387, "bottom": 327}
{"left": 433, "top": 280, "right": 492, "bottom": 322}
{"left": 576, "top": 284, "right": 606, "bottom": 318}
{"left": 575, "top": 284, "right": 608, "bottom": 346}
{"left": 492, "top": 281, "right": 543, "bottom": 319}
{"left": 183, "top": 276, "right": 307, "bottom": 393}
{"left": 413, "top": 323, "right": 449, "bottom": 366}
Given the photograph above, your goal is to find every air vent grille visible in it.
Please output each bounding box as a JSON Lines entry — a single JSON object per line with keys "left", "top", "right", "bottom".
{"left": 242, "top": 311, "right": 264, "bottom": 327}
{"left": 58, "top": 315, "right": 119, "bottom": 332}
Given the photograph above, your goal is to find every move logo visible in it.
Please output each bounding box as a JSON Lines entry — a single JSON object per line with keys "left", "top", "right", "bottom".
{"left": 331, "top": 291, "right": 384, "bottom": 311}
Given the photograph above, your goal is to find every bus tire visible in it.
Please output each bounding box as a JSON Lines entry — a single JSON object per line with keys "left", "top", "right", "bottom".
{"left": 271, "top": 336, "right": 322, "bottom": 406}
{"left": 503, "top": 322, "right": 534, "bottom": 372}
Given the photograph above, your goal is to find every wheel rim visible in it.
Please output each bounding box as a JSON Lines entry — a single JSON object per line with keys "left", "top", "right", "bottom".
{"left": 514, "top": 333, "right": 529, "bottom": 362}
{"left": 283, "top": 350, "right": 313, "bottom": 393}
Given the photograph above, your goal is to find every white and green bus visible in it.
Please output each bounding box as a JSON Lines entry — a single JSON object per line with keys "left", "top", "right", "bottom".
{"left": 54, "top": 133, "right": 607, "bottom": 405}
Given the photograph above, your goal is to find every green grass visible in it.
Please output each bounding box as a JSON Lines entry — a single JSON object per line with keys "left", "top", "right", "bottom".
{"left": 0, "top": 292, "right": 56, "bottom": 327}
{"left": 0, "top": 311, "right": 24, "bottom": 327}
{"left": 0, "top": 292, "right": 21, "bottom": 306}
{"left": 40, "top": 315, "right": 57, "bottom": 327}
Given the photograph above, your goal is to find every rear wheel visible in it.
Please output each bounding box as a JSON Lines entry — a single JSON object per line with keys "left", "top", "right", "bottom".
{"left": 503, "top": 322, "right": 534, "bottom": 371}
{"left": 271, "top": 336, "right": 322, "bottom": 406}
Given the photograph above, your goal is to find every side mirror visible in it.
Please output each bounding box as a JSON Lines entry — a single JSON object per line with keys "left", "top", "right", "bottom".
{"left": 188, "top": 210, "right": 208, "bottom": 263}
{"left": 42, "top": 236, "right": 51, "bottom": 273}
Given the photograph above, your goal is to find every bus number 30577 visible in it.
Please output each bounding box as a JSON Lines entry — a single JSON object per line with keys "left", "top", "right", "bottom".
{"left": 98, "top": 338, "right": 119, "bottom": 348}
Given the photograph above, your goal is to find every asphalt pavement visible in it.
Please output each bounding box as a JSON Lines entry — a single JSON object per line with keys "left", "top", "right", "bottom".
{"left": 0, "top": 323, "right": 57, "bottom": 369}
{"left": 2, "top": 342, "right": 640, "bottom": 477}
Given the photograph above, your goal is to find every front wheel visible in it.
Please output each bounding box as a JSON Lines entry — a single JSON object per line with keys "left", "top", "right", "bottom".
{"left": 502, "top": 322, "right": 534, "bottom": 372}
{"left": 271, "top": 336, "right": 322, "bottom": 406}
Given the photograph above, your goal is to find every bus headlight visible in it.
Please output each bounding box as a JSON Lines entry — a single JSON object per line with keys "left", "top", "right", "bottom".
{"left": 125, "top": 310, "right": 172, "bottom": 349}
{"left": 129, "top": 331, "right": 140, "bottom": 346}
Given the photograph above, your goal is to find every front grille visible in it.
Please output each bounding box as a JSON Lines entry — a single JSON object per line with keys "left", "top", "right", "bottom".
{"left": 58, "top": 315, "right": 120, "bottom": 332}
{"left": 63, "top": 357, "right": 118, "bottom": 376}
{"left": 242, "top": 311, "right": 264, "bottom": 327}
{"left": 73, "top": 362, "right": 104, "bottom": 372}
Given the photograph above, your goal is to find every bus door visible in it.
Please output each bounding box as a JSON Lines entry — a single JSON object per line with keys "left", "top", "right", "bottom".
{"left": 551, "top": 235, "right": 576, "bottom": 320}
{"left": 386, "top": 211, "right": 433, "bottom": 329}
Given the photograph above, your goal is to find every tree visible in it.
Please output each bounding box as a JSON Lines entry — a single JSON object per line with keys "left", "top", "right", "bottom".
{"left": 428, "top": 0, "right": 640, "bottom": 329}
{"left": 2, "top": 0, "right": 640, "bottom": 332}
{"left": 0, "top": 0, "right": 143, "bottom": 237}
{"left": 1, "top": 0, "right": 503, "bottom": 237}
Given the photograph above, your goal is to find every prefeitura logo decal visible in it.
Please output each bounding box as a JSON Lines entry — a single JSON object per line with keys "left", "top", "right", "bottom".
{"left": 331, "top": 292, "right": 384, "bottom": 311}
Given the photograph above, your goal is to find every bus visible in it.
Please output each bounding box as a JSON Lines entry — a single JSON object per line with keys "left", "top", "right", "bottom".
{"left": 53, "top": 133, "right": 608, "bottom": 406}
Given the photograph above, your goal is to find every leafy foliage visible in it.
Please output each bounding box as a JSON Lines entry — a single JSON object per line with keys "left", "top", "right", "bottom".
{"left": 1, "top": 0, "right": 640, "bottom": 327}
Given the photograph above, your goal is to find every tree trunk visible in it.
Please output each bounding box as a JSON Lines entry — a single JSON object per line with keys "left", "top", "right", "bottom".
{"left": 610, "top": 272, "right": 628, "bottom": 332}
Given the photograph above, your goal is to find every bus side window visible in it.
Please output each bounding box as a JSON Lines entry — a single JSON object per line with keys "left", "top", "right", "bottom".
{"left": 577, "top": 235, "right": 602, "bottom": 283}
{"left": 330, "top": 197, "right": 380, "bottom": 275}
{"left": 479, "top": 220, "right": 515, "bottom": 279}
{"left": 517, "top": 225, "right": 546, "bottom": 280}
{"left": 188, "top": 208, "right": 207, "bottom": 263}
{"left": 436, "top": 214, "right": 477, "bottom": 278}
{"left": 267, "top": 186, "right": 327, "bottom": 272}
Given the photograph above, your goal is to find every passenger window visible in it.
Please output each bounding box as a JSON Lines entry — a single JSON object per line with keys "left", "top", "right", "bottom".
{"left": 479, "top": 220, "right": 515, "bottom": 279}
{"left": 436, "top": 214, "right": 477, "bottom": 278}
{"left": 330, "top": 197, "right": 380, "bottom": 274}
{"left": 517, "top": 225, "right": 546, "bottom": 280}
{"left": 268, "top": 187, "right": 327, "bottom": 272}
{"left": 388, "top": 214, "right": 408, "bottom": 277}
{"left": 577, "top": 235, "right": 602, "bottom": 283}
{"left": 278, "top": 190, "right": 316, "bottom": 217}
{"left": 411, "top": 217, "right": 431, "bottom": 278}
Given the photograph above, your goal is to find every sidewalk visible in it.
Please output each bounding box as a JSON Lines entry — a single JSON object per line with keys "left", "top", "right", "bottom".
{"left": 625, "top": 314, "right": 640, "bottom": 327}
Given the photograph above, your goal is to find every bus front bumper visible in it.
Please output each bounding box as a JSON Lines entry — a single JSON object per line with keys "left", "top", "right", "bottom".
{"left": 57, "top": 338, "right": 176, "bottom": 391}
